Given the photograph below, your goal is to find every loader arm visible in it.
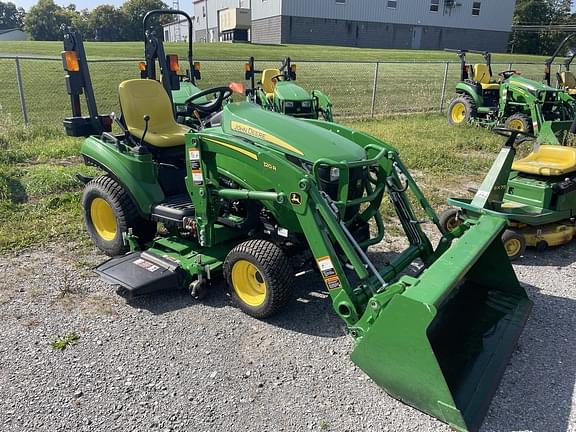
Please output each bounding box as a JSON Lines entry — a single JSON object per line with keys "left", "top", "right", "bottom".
{"left": 185, "top": 124, "right": 531, "bottom": 432}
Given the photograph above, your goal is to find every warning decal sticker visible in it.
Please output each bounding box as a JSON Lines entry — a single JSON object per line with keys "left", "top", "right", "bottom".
{"left": 188, "top": 149, "right": 203, "bottom": 185}
{"left": 316, "top": 256, "right": 341, "bottom": 290}
{"left": 133, "top": 258, "right": 159, "bottom": 272}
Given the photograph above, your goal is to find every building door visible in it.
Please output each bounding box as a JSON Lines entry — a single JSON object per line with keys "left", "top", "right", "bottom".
{"left": 411, "top": 26, "right": 422, "bottom": 49}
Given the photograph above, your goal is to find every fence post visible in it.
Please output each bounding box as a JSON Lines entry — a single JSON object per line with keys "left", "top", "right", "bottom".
{"left": 439, "top": 61, "right": 449, "bottom": 113}
{"left": 370, "top": 62, "right": 379, "bottom": 118}
{"left": 15, "top": 57, "right": 29, "bottom": 125}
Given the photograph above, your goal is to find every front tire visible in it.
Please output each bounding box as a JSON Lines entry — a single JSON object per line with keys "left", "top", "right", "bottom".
{"left": 439, "top": 208, "right": 463, "bottom": 234}
{"left": 82, "top": 175, "right": 156, "bottom": 256}
{"left": 504, "top": 113, "right": 533, "bottom": 134}
{"left": 447, "top": 95, "right": 476, "bottom": 126}
{"left": 501, "top": 229, "right": 526, "bottom": 261}
{"left": 223, "top": 239, "right": 293, "bottom": 319}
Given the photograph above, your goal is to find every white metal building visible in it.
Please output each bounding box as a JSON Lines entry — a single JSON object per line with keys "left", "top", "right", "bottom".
{"left": 162, "top": 19, "right": 190, "bottom": 43}
{"left": 193, "top": 0, "right": 517, "bottom": 52}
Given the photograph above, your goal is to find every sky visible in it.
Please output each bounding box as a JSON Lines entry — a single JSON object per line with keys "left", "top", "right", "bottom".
{"left": 13, "top": 0, "right": 192, "bottom": 14}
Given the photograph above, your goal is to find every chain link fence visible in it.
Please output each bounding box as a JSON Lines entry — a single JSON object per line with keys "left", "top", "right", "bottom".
{"left": 0, "top": 56, "right": 559, "bottom": 126}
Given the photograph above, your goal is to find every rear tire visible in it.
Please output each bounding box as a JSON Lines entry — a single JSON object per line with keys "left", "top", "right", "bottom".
{"left": 224, "top": 239, "right": 293, "bottom": 319}
{"left": 447, "top": 95, "right": 476, "bottom": 126}
{"left": 439, "top": 208, "right": 463, "bottom": 234}
{"left": 82, "top": 175, "right": 156, "bottom": 256}
{"left": 501, "top": 229, "right": 526, "bottom": 261}
{"left": 505, "top": 113, "right": 533, "bottom": 134}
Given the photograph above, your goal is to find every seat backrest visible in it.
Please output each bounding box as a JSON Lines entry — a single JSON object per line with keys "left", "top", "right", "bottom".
{"left": 560, "top": 71, "right": 576, "bottom": 88}
{"left": 261, "top": 68, "right": 281, "bottom": 94}
{"left": 473, "top": 64, "right": 492, "bottom": 84}
{"left": 118, "top": 79, "right": 179, "bottom": 138}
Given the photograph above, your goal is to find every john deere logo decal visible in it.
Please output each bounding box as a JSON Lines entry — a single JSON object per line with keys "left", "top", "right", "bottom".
{"left": 290, "top": 193, "right": 302, "bottom": 205}
{"left": 230, "top": 121, "right": 304, "bottom": 156}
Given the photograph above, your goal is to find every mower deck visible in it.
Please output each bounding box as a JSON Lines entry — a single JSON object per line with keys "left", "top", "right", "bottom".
{"left": 96, "top": 251, "right": 183, "bottom": 299}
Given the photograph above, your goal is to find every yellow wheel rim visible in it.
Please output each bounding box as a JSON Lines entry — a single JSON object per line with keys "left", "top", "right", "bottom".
{"left": 90, "top": 197, "right": 117, "bottom": 241}
{"left": 451, "top": 102, "right": 467, "bottom": 124}
{"left": 446, "top": 216, "right": 460, "bottom": 231}
{"left": 504, "top": 238, "right": 522, "bottom": 257}
{"left": 231, "top": 260, "right": 267, "bottom": 307}
{"left": 508, "top": 118, "right": 525, "bottom": 131}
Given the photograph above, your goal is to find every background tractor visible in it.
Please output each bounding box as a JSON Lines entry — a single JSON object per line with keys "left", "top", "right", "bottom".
{"left": 244, "top": 56, "right": 333, "bottom": 121}
{"left": 62, "top": 33, "right": 532, "bottom": 432}
{"left": 446, "top": 49, "right": 575, "bottom": 143}
{"left": 544, "top": 33, "right": 576, "bottom": 95}
{"left": 441, "top": 126, "right": 576, "bottom": 260}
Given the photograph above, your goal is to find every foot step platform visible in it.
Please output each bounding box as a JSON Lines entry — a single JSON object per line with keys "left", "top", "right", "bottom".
{"left": 96, "top": 251, "right": 183, "bottom": 299}
{"left": 151, "top": 194, "right": 195, "bottom": 225}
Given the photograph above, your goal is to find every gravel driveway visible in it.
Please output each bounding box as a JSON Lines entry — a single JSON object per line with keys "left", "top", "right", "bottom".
{"left": 0, "top": 241, "right": 575, "bottom": 432}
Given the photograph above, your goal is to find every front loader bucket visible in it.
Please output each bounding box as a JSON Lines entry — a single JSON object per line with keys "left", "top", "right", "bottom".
{"left": 351, "top": 215, "right": 532, "bottom": 432}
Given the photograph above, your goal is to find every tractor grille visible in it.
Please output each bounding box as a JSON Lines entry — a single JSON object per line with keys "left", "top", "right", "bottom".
{"left": 318, "top": 166, "right": 366, "bottom": 220}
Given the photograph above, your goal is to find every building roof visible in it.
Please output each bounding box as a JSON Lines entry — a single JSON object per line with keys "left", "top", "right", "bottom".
{"left": 0, "top": 28, "right": 24, "bottom": 35}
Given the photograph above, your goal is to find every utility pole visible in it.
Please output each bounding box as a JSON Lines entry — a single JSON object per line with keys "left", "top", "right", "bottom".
{"left": 205, "top": 0, "right": 209, "bottom": 42}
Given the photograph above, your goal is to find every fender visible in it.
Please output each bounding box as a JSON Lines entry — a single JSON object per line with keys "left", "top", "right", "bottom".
{"left": 81, "top": 136, "right": 165, "bottom": 216}
{"left": 455, "top": 82, "right": 483, "bottom": 108}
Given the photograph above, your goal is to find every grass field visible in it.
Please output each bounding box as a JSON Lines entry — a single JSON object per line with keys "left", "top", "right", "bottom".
{"left": 0, "top": 40, "right": 549, "bottom": 63}
{"left": 0, "top": 41, "right": 556, "bottom": 127}
{"left": 0, "top": 112, "right": 502, "bottom": 253}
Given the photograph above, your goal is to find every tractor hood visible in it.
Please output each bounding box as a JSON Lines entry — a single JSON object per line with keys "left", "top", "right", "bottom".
{"left": 506, "top": 75, "right": 557, "bottom": 93}
{"left": 274, "top": 81, "right": 313, "bottom": 101}
{"left": 221, "top": 102, "right": 366, "bottom": 162}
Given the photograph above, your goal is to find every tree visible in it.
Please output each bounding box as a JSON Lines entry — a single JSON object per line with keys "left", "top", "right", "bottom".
{"left": 0, "top": 1, "right": 25, "bottom": 30}
{"left": 121, "top": 0, "right": 168, "bottom": 41}
{"left": 24, "top": 0, "right": 72, "bottom": 41}
{"left": 510, "top": 0, "right": 574, "bottom": 54}
{"left": 510, "top": 0, "right": 553, "bottom": 54}
{"left": 88, "top": 5, "right": 129, "bottom": 41}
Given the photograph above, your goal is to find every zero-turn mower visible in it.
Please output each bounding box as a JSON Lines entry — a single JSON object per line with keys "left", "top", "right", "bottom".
{"left": 446, "top": 49, "right": 575, "bottom": 143}
{"left": 544, "top": 33, "right": 576, "bottom": 95}
{"left": 62, "top": 31, "right": 532, "bottom": 432}
{"left": 138, "top": 9, "right": 206, "bottom": 127}
{"left": 441, "top": 125, "right": 576, "bottom": 260}
{"left": 244, "top": 56, "right": 333, "bottom": 121}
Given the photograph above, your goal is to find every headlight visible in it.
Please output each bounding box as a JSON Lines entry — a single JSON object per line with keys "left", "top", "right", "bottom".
{"left": 302, "top": 100, "right": 312, "bottom": 108}
{"left": 284, "top": 101, "right": 294, "bottom": 108}
{"left": 329, "top": 167, "right": 340, "bottom": 182}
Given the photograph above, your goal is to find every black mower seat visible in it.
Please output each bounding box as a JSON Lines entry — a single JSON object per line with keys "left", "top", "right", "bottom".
{"left": 119, "top": 79, "right": 191, "bottom": 148}
{"left": 151, "top": 194, "right": 195, "bottom": 224}
{"left": 513, "top": 145, "right": 576, "bottom": 176}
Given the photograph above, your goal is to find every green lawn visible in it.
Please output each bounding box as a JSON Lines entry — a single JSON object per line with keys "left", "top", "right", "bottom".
{"left": 0, "top": 113, "right": 501, "bottom": 253}
{"left": 0, "top": 40, "right": 548, "bottom": 63}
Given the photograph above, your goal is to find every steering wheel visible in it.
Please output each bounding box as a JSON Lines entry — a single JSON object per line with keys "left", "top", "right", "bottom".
{"left": 184, "top": 86, "right": 233, "bottom": 115}
{"left": 271, "top": 74, "right": 286, "bottom": 82}
{"left": 498, "top": 70, "right": 517, "bottom": 80}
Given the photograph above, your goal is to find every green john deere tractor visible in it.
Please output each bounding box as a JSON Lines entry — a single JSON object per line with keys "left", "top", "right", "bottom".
{"left": 441, "top": 125, "right": 576, "bottom": 260}
{"left": 447, "top": 49, "right": 575, "bottom": 143}
{"left": 62, "top": 33, "right": 532, "bottom": 432}
{"left": 244, "top": 56, "right": 333, "bottom": 121}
